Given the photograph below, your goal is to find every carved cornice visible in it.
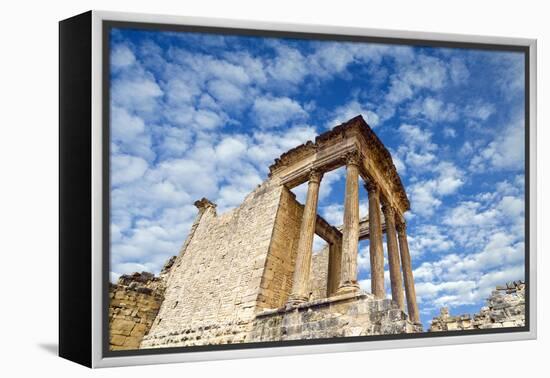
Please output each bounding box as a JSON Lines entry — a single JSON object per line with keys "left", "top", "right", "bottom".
{"left": 268, "top": 140, "right": 317, "bottom": 176}
{"left": 268, "top": 114, "right": 410, "bottom": 212}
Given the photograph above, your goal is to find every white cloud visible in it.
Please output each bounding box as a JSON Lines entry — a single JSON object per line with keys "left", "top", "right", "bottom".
{"left": 398, "top": 124, "right": 437, "bottom": 151}
{"left": 319, "top": 197, "right": 368, "bottom": 227}
{"left": 247, "top": 125, "right": 318, "bottom": 169}
{"left": 408, "top": 225, "right": 455, "bottom": 257}
{"left": 498, "top": 195, "right": 524, "bottom": 218}
{"left": 386, "top": 55, "right": 448, "bottom": 104}
{"left": 459, "top": 141, "right": 474, "bottom": 157}
{"left": 326, "top": 100, "right": 380, "bottom": 128}
{"left": 391, "top": 153, "right": 406, "bottom": 174}
{"left": 440, "top": 178, "right": 525, "bottom": 255}
{"left": 252, "top": 96, "right": 308, "bottom": 128}
{"left": 472, "top": 116, "right": 525, "bottom": 171}
{"left": 358, "top": 278, "right": 371, "bottom": 292}
{"left": 357, "top": 246, "right": 369, "bottom": 272}
{"left": 318, "top": 169, "right": 345, "bottom": 202}
{"left": 112, "top": 71, "right": 163, "bottom": 114}
{"left": 172, "top": 50, "right": 253, "bottom": 87}
{"left": 320, "top": 203, "right": 345, "bottom": 225}
{"left": 492, "top": 52, "right": 524, "bottom": 100}
{"left": 111, "top": 106, "right": 155, "bottom": 161}
{"left": 194, "top": 109, "right": 226, "bottom": 130}
{"left": 435, "top": 162, "right": 464, "bottom": 195}
{"left": 443, "top": 201, "right": 498, "bottom": 228}
{"left": 442, "top": 127, "right": 456, "bottom": 138}
{"left": 409, "top": 180, "right": 442, "bottom": 216}
{"left": 266, "top": 44, "right": 309, "bottom": 85}
{"left": 449, "top": 57, "right": 470, "bottom": 84}
{"left": 215, "top": 136, "right": 248, "bottom": 163}
{"left": 313, "top": 235, "right": 328, "bottom": 253}
{"left": 416, "top": 280, "right": 477, "bottom": 305}
{"left": 385, "top": 79, "right": 414, "bottom": 104}
{"left": 111, "top": 154, "right": 148, "bottom": 186}
{"left": 413, "top": 239, "right": 525, "bottom": 308}
{"left": 207, "top": 79, "right": 245, "bottom": 104}
{"left": 111, "top": 44, "right": 136, "bottom": 69}
{"left": 465, "top": 101, "right": 496, "bottom": 121}
{"left": 396, "top": 123, "right": 439, "bottom": 171}
{"left": 156, "top": 125, "right": 193, "bottom": 159}
{"left": 407, "top": 97, "right": 458, "bottom": 122}
{"left": 408, "top": 162, "right": 464, "bottom": 216}
{"left": 405, "top": 151, "right": 436, "bottom": 168}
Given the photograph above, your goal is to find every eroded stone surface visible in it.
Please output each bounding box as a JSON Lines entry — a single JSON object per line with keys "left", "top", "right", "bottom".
{"left": 109, "top": 263, "right": 173, "bottom": 350}
{"left": 429, "top": 281, "right": 525, "bottom": 332}
{"left": 250, "top": 292, "right": 422, "bottom": 342}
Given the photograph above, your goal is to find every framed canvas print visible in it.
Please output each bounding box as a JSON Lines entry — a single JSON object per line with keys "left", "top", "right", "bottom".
{"left": 59, "top": 10, "right": 537, "bottom": 368}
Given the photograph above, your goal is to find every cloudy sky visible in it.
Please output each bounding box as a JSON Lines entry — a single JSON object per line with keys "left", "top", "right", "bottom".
{"left": 109, "top": 27, "right": 526, "bottom": 329}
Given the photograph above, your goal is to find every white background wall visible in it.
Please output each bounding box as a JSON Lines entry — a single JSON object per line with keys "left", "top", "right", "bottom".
{"left": 0, "top": 0, "right": 546, "bottom": 376}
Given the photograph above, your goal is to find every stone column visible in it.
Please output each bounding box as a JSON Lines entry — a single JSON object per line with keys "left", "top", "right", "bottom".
{"left": 287, "top": 170, "right": 323, "bottom": 305}
{"left": 366, "top": 181, "right": 385, "bottom": 299}
{"left": 397, "top": 221, "right": 420, "bottom": 323}
{"left": 381, "top": 202, "right": 405, "bottom": 310}
{"left": 338, "top": 152, "right": 361, "bottom": 294}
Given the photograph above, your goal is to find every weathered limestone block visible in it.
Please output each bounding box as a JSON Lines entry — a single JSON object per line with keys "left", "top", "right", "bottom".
{"left": 249, "top": 292, "right": 422, "bottom": 342}
{"left": 309, "top": 245, "right": 329, "bottom": 300}
{"left": 108, "top": 268, "right": 172, "bottom": 350}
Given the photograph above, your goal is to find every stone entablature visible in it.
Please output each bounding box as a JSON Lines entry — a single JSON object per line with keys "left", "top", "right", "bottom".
{"left": 429, "top": 281, "right": 525, "bottom": 332}
{"left": 269, "top": 115, "right": 409, "bottom": 217}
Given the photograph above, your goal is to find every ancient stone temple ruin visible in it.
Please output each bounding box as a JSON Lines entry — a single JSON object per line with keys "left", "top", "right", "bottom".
{"left": 125, "top": 115, "right": 422, "bottom": 350}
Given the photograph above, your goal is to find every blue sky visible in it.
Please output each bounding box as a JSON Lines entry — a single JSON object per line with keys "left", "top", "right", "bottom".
{"left": 109, "top": 27, "right": 526, "bottom": 329}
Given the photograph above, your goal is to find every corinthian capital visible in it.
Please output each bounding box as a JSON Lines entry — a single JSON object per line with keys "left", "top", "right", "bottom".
{"left": 365, "top": 180, "right": 379, "bottom": 194}
{"left": 396, "top": 220, "right": 407, "bottom": 233}
{"left": 381, "top": 202, "right": 395, "bottom": 218}
{"left": 308, "top": 169, "right": 323, "bottom": 184}
{"left": 344, "top": 150, "right": 361, "bottom": 167}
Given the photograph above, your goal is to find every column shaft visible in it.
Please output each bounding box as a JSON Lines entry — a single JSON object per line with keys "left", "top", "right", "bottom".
{"left": 338, "top": 152, "right": 361, "bottom": 294}
{"left": 397, "top": 222, "right": 420, "bottom": 323}
{"left": 287, "top": 170, "right": 323, "bottom": 305}
{"left": 366, "top": 182, "right": 385, "bottom": 299}
{"left": 382, "top": 203, "right": 405, "bottom": 310}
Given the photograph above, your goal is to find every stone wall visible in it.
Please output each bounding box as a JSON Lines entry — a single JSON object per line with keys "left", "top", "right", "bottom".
{"left": 256, "top": 187, "right": 304, "bottom": 310}
{"left": 429, "top": 281, "right": 525, "bottom": 332}
{"left": 109, "top": 264, "right": 173, "bottom": 350}
{"left": 141, "top": 180, "right": 285, "bottom": 349}
{"left": 249, "top": 292, "right": 421, "bottom": 342}
{"left": 310, "top": 246, "right": 329, "bottom": 300}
